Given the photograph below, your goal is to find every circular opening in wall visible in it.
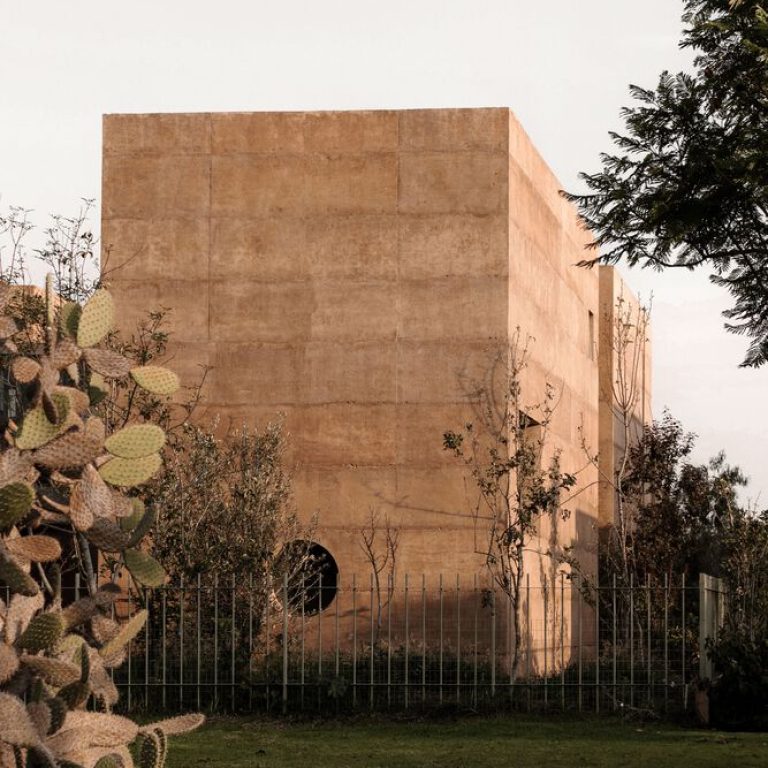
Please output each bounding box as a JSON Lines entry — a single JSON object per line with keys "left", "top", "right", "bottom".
{"left": 275, "top": 540, "right": 339, "bottom": 615}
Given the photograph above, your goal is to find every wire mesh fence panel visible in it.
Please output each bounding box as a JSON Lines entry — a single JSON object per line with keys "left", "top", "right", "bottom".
{"left": 99, "top": 572, "right": 708, "bottom": 716}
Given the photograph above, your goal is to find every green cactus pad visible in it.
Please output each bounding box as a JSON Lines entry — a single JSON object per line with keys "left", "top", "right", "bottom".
{"left": 99, "top": 609, "right": 148, "bottom": 659}
{"left": 105, "top": 425, "right": 166, "bottom": 460}
{"left": 59, "top": 302, "right": 81, "bottom": 339}
{"left": 47, "top": 696, "right": 67, "bottom": 735}
{"left": 126, "top": 506, "right": 156, "bottom": 548}
{"left": 129, "top": 365, "right": 180, "bottom": 396}
{"left": 124, "top": 550, "right": 166, "bottom": 588}
{"left": 93, "top": 755, "right": 123, "bottom": 768}
{"left": 88, "top": 372, "right": 110, "bottom": 406}
{"left": 58, "top": 679, "right": 90, "bottom": 709}
{"left": 119, "top": 498, "right": 145, "bottom": 531}
{"left": 99, "top": 453, "right": 162, "bottom": 488}
{"left": 15, "top": 407, "right": 59, "bottom": 451}
{"left": 0, "top": 481, "right": 34, "bottom": 531}
{"left": 77, "top": 289, "right": 114, "bottom": 348}
{"left": 18, "top": 612, "right": 65, "bottom": 652}
{"left": 0, "top": 550, "right": 39, "bottom": 596}
{"left": 137, "top": 731, "right": 162, "bottom": 768}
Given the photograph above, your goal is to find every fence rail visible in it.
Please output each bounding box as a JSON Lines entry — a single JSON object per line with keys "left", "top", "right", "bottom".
{"left": 62, "top": 571, "right": 723, "bottom": 716}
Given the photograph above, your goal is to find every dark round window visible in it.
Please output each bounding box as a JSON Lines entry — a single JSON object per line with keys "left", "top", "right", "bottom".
{"left": 275, "top": 540, "right": 339, "bottom": 615}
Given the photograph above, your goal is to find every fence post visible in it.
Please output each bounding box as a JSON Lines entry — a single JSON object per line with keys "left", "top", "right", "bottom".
{"left": 456, "top": 574, "right": 461, "bottom": 706}
{"left": 231, "top": 574, "right": 236, "bottom": 713}
{"left": 404, "top": 574, "right": 409, "bottom": 710}
{"left": 577, "top": 574, "right": 582, "bottom": 713}
{"left": 595, "top": 578, "right": 600, "bottom": 714}
{"left": 439, "top": 573, "right": 444, "bottom": 705}
{"left": 352, "top": 574, "right": 358, "bottom": 709}
{"left": 681, "top": 572, "right": 686, "bottom": 711}
{"left": 179, "top": 575, "right": 185, "bottom": 710}
{"left": 526, "top": 573, "right": 531, "bottom": 712}
{"left": 490, "top": 586, "right": 496, "bottom": 699}
{"left": 282, "top": 573, "right": 289, "bottom": 715}
{"left": 560, "top": 572, "right": 565, "bottom": 711}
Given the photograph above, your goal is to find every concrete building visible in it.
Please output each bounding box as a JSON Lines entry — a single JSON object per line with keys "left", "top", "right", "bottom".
{"left": 100, "top": 109, "right": 650, "bottom": 647}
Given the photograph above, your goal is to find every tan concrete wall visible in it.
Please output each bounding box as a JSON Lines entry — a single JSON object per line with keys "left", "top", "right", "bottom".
{"left": 101, "top": 108, "right": 645, "bottom": 660}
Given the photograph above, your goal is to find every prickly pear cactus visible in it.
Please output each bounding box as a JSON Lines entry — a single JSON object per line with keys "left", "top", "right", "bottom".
{"left": 0, "top": 279, "right": 203, "bottom": 768}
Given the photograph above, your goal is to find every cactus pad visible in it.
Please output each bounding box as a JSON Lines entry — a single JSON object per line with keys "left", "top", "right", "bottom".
{"left": 99, "top": 454, "right": 162, "bottom": 488}
{"left": 85, "top": 518, "right": 130, "bottom": 553}
{"left": 15, "top": 405, "right": 62, "bottom": 450}
{"left": 99, "top": 609, "right": 147, "bottom": 659}
{"left": 126, "top": 506, "right": 156, "bottom": 548}
{"left": 0, "top": 482, "right": 34, "bottom": 531}
{"left": 88, "top": 372, "right": 110, "bottom": 406}
{"left": 0, "top": 645, "right": 19, "bottom": 685}
{"left": 0, "top": 549, "right": 38, "bottom": 596}
{"left": 76, "top": 290, "right": 114, "bottom": 348}
{"left": 20, "top": 656, "right": 80, "bottom": 688}
{"left": 32, "top": 425, "right": 104, "bottom": 471}
{"left": 119, "top": 498, "right": 145, "bottom": 531}
{"left": 129, "top": 366, "right": 180, "bottom": 396}
{"left": 59, "top": 302, "right": 81, "bottom": 339}
{"left": 18, "top": 612, "right": 65, "bottom": 653}
{"left": 5, "top": 535, "right": 61, "bottom": 563}
{"left": 0, "top": 693, "right": 39, "bottom": 747}
{"left": 105, "top": 425, "right": 166, "bottom": 460}
{"left": 50, "top": 339, "right": 81, "bottom": 370}
{"left": 11, "top": 357, "right": 41, "bottom": 384}
{"left": 146, "top": 714, "right": 205, "bottom": 736}
{"left": 83, "top": 348, "right": 132, "bottom": 379}
{"left": 123, "top": 549, "right": 166, "bottom": 588}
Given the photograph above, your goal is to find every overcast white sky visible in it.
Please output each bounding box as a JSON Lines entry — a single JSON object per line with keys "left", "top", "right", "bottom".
{"left": 1, "top": 0, "right": 766, "bottom": 502}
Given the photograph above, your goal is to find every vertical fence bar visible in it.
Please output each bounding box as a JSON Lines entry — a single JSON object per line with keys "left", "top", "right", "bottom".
{"left": 577, "top": 574, "right": 583, "bottom": 713}
{"left": 595, "top": 580, "right": 600, "bottom": 714}
{"left": 282, "top": 573, "right": 289, "bottom": 715}
{"left": 231, "top": 574, "right": 236, "bottom": 713}
{"left": 664, "top": 573, "right": 669, "bottom": 714}
{"left": 179, "top": 575, "right": 184, "bottom": 710}
{"left": 439, "top": 574, "right": 444, "bottom": 704}
{"left": 630, "top": 573, "right": 635, "bottom": 709}
{"left": 335, "top": 575, "right": 341, "bottom": 712}
{"left": 681, "top": 573, "right": 686, "bottom": 711}
{"left": 560, "top": 573, "right": 565, "bottom": 711}
{"left": 317, "top": 573, "right": 323, "bottom": 710}
{"left": 543, "top": 583, "right": 548, "bottom": 709}
{"left": 508, "top": 591, "right": 514, "bottom": 705}
{"left": 127, "top": 590, "right": 132, "bottom": 711}
{"left": 422, "top": 575, "right": 427, "bottom": 705}
{"left": 196, "top": 574, "right": 201, "bottom": 711}
{"left": 612, "top": 574, "right": 617, "bottom": 711}
{"left": 214, "top": 573, "right": 219, "bottom": 710}
{"left": 387, "top": 573, "right": 392, "bottom": 708}
{"left": 370, "top": 573, "right": 375, "bottom": 710}
{"left": 473, "top": 575, "right": 478, "bottom": 709}
{"left": 248, "top": 573, "right": 253, "bottom": 712}
{"left": 404, "top": 574, "right": 409, "bottom": 710}
{"left": 300, "top": 575, "right": 305, "bottom": 711}
{"left": 352, "top": 574, "right": 358, "bottom": 709}
{"left": 526, "top": 574, "right": 531, "bottom": 712}
{"left": 490, "top": 587, "right": 496, "bottom": 699}
{"left": 161, "top": 584, "right": 167, "bottom": 711}
{"left": 646, "top": 574, "right": 651, "bottom": 708}
{"left": 265, "top": 573, "right": 271, "bottom": 712}
{"left": 456, "top": 574, "right": 461, "bottom": 705}
{"left": 144, "top": 589, "right": 150, "bottom": 709}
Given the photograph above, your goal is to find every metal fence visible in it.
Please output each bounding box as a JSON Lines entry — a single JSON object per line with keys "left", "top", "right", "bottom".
{"left": 70, "top": 572, "right": 722, "bottom": 716}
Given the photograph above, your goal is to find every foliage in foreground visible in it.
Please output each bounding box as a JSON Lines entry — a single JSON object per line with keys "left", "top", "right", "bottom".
{"left": 0, "top": 282, "right": 202, "bottom": 767}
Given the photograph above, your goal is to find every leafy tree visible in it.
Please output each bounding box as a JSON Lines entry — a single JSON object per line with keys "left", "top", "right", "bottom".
{"left": 566, "top": 0, "right": 768, "bottom": 366}
{"left": 443, "top": 333, "right": 578, "bottom": 677}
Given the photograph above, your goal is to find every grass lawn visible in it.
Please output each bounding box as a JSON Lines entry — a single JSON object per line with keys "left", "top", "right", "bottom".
{"left": 165, "top": 715, "right": 768, "bottom": 768}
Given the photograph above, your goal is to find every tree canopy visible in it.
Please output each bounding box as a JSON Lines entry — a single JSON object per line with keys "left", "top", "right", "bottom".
{"left": 566, "top": 0, "right": 768, "bottom": 366}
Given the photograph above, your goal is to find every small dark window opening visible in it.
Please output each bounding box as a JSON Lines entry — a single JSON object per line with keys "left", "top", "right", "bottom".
{"left": 276, "top": 540, "right": 339, "bottom": 615}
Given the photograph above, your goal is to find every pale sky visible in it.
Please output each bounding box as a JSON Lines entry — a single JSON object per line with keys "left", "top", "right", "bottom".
{"left": 1, "top": 0, "right": 766, "bottom": 502}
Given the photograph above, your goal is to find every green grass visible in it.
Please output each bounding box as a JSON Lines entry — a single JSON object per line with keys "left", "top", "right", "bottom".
{"left": 165, "top": 715, "right": 768, "bottom": 768}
